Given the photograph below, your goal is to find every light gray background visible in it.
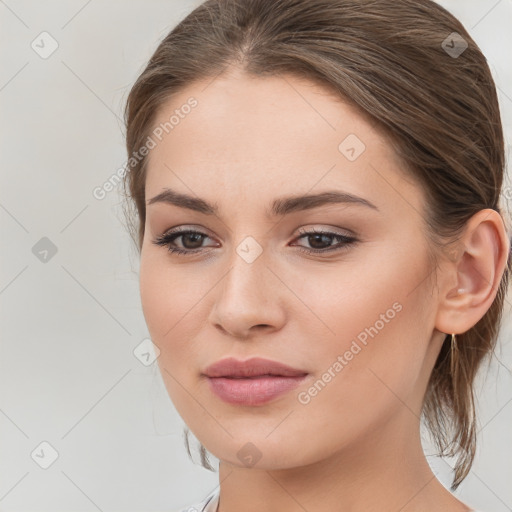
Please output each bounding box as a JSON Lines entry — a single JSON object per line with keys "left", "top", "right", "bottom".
{"left": 0, "top": 1, "right": 511, "bottom": 511}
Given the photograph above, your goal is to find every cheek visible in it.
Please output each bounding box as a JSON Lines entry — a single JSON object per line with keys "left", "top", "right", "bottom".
{"left": 295, "top": 241, "right": 434, "bottom": 397}
{"left": 293, "top": 238, "right": 429, "bottom": 342}
{"left": 139, "top": 253, "right": 204, "bottom": 340}
{"left": 139, "top": 252, "right": 218, "bottom": 389}
{"left": 139, "top": 257, "right": 206, "bottom": 413}
{"left": 139, "top": 258, "right": 172, "bottom": 340}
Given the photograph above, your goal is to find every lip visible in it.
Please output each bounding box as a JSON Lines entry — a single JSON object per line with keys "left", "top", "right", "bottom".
{"left": 203, "top": 357, "right": 309, "bottom": 406}
{"left": 203, "top": 357, "right": 308, "bottom": 378}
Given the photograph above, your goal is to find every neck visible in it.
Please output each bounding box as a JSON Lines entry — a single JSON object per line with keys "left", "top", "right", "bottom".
{"left": 216, "top": 411, "right": 469, "bottom": 512}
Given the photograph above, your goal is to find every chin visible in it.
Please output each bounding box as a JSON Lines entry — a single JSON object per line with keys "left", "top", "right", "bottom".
{"left": 199, "top": 431, "right": 326, "bottom": 471}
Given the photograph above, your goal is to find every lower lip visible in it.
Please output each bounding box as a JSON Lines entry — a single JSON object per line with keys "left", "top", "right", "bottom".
{"left": 206, "top": 375, "right": 307, "bottom": 406}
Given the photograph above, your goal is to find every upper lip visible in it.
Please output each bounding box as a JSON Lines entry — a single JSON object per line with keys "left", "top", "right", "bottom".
{"left": 203, "top": 357, "right": 308, "bottom": 378}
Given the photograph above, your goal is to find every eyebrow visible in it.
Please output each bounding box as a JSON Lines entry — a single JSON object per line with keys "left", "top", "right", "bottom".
{"left": 146, "top": 188, "right": 378, "bottom": 217}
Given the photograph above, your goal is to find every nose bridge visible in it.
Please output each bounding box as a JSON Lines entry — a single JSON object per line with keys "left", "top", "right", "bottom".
{"left": 222, "top": 235, "right": 269, "bottom": 303}
{"left": 209, "top": 234, "right": 284, "bottom": 336}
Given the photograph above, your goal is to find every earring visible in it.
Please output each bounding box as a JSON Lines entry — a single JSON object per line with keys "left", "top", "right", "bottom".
{"left": 450, "top": 333, "right": 457, "bottom": 376}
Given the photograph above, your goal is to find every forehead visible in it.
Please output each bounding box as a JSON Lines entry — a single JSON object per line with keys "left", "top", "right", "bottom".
{"left": 144, "top": 70, "right": 422, "bottom": 216}
{"left": 149, "top": 69, "right": 383, "bottom": 159}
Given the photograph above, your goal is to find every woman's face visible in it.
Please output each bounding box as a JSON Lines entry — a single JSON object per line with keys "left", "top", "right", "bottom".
{"left": 139, "top": 69, "right": 446, "bottom": 469}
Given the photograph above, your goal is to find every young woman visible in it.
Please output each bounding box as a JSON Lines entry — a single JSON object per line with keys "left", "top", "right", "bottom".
{"left": 122, "top": 0, "right": 510, "bottom": 510}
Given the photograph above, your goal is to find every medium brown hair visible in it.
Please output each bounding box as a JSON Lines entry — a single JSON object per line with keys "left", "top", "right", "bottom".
{"left": 122, "top": 0, "right": 511, "bottom": 489}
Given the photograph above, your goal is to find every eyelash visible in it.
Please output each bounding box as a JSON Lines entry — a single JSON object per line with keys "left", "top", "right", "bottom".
{"left": 152, "top": 226, "right": 358, "bottom": 256}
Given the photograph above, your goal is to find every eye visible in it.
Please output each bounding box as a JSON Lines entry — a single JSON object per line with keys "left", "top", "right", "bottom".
{"left": 292, "top": 227, "right": 358, "bottom": 254}
{"left": 152, "top": 228, "right": 217, "bottom": 255}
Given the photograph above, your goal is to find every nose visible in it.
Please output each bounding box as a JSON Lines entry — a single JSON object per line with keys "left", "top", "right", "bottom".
{"left": 207, "top": 245, "right": 287, "bottom": 340}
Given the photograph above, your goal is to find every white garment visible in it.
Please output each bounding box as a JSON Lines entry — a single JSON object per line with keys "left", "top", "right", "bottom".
{"left": 175, "top": 488, "right": 219, "bottom": 512}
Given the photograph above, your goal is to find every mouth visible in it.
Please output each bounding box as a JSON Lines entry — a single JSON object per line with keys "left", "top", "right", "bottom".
{"left": 202, "top": 357, "right": 309, "bottom": 406}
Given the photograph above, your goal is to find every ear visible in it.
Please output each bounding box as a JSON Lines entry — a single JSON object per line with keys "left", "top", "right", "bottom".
{"left": 435, "top": 208, "right": 510, "bottom": 335}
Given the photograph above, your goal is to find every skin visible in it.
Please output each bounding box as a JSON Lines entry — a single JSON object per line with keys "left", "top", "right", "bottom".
{"left": 139, "top": 67, "right": 509, "bottom": 511}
